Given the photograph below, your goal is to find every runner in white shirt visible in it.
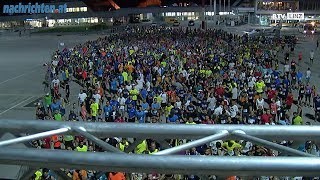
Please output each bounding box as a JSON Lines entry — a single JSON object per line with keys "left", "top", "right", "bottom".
{"left": 284, "top": 64, "right": 290, "bottom": 73}
{"left": 207, "top": 94, "right": 217, "bottom": 111}
{"left": 256, "top": 97, "right": 265, "bottom": 109}
{"left": 160, "top": 92, "right": 168, "bottom": 105}
{"left": 135, "top": 78, "right": 144, "bottom": 91}
{"left": 229, "top": 104, "right": 239, "bottom": 118}
{"left": 241, "top": 141, "right": 253, "bottom": 154}
{"left": 92, "top": 91, "right": 101, "bottom": 104}
{"left": 125, "top": 84, "right": 133, "bottom": 91}
{"left": 175, "top": 97, "right": 182, "bottom": 109}
{"left": 264, "top": 73, "right": 271, "bottom": 85}
{"left": 118, "top": 95, "right": 126, "bottom": 116}
{"left": 231, "top": 87, "right": 238, "bottom": 101}
{"left": 310, "top": 50, "right": 314, "bottom": 63}
{"left": 306, "top": 68, "right": 311, "bottom": 83}
{"left": 214, "top": 104, "right": 223, "bottom": 116}
{"left": 88, "top": 61, "right": 93, "bottom": 70}
{"left": 78, "top": 90, "right": 87, "bottom": 104}
{"left": 52, "top": 77, "right": 60, "bottom": 87}
{"left": 52, "top": 60, "right": 58, "bottom": 67}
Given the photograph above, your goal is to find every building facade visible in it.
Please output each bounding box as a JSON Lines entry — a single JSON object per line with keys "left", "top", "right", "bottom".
{"left": 0, "top": 0, "right": 319, "bottom": 29}
{"left": 0, "top": 1, "right": 238, "bottom": 29}
{"left": 256, "top": 0, "right": 320, "bottom": 26}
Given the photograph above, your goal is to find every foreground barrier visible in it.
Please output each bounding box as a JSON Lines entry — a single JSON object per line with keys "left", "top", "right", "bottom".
{"left": 0, "top": 119, "right": 319, "bottom": 178}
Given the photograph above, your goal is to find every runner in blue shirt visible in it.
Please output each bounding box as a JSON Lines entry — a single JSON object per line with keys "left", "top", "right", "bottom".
{"left": 103, "top": 101, "right": 112, "bottom": 122}
{"left": 313, "top": 95, "right": 320, "bottom": 120}
{"left": 127, "top": 104, "right": 136, "bottom": 123}
{"left": 136, "top": 106, "right": 147, "bottom": 123}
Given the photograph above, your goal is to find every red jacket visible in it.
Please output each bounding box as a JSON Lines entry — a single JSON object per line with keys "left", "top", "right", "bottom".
{"left": 286, "top": 95, "right": 294, "bottom": 105}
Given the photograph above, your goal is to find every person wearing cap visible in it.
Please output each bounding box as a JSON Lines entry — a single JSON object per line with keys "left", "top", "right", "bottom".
{"left": 292, "top": 112, "right": 303, "bottom": 125}
{"left": 90, "top": 98, "right": 99, "bottom": 122}
{"left": 108, "top": 172, "right": 125, "bottom": 180}
{"left": 76, "top": 141, "right": 88, "bottom": 152}
{"left": 313, "top": 94, "right": 320, "bottom": 120}
{"left": 148, "top": 142, "right": 159, "bottom": 154}
{"left": 42, "top": 168, "right": 54, "bottom": 180}
{"left": 222, "top": 140, "right": 242, "bottom": 153}
{"left": 53, "top": 110, "right": 62, "bottom": 121}
{"left": 36, "top": 102, "right": 45, "bottom": 120}
{"left": 43, "top": 93, "right": 52, "bottom": 112}
{"left": 68, "top": 110, "right": 77, "bottom": 121}
{"left": 73, "top": 169, "right": 88, "bottom": 180}
{"left": 255, "top": 78, "right": 265, "bottom": 95}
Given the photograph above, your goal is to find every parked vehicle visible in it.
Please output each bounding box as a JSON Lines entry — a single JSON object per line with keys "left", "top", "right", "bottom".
{"left": 173, "top": 20, "right": 180, "bottom": 27}
{"left": 113, "top": 20, "right": 122, "bottom": 26}
{"left": 303, "top": 23, "right": 316, "bottom": 34}
{"left": 188, "top": 20, "right": 195, "bottom": 26}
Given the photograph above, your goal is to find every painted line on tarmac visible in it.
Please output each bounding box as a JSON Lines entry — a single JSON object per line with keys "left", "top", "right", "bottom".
{"left": 0, "top": 96, "right": 34, "bottom": 115}
{"left": 0, "top": 65, "right": 43, "bottom": 86}
{"left": 0, "top": 93, "right": 78, "bottom": 97}
{"left": 0, "top": 73, "right": 28, "bottom": 85}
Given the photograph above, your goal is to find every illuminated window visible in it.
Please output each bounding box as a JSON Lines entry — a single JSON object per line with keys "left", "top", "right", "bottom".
{"left": 90, "top": 17, "right": 98, "bottom": 23}
{"left": 182, "top": 12, "right": 188, "bottom": 16}
{"left": 76, "top": 7, "right": 80, "bottom": 12}
{"left": 177, "top": 12, "right": 181, "bottom": 16}
{"left": 166, "top": 12, "right": 175, "bottom": 16}
{"left": 80, "top": 7, "right": 87, "bottom": 12}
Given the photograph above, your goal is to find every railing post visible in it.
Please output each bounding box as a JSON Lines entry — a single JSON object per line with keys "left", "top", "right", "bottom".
{"left": 231, "top": 130, "right": 315, "bottom": 157}
{"left": 73, "top": 127, "right": 123, "bottom": 153}
{"left": 0, "top": 128, "right": 70, "bottom": 147}
{"left": 155, "top": 130, "right": 229, "bottom": 155}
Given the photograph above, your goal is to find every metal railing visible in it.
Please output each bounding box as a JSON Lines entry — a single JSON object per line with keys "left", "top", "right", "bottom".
{"left": 0, "top": 119, "right": 319, "bottom": 178}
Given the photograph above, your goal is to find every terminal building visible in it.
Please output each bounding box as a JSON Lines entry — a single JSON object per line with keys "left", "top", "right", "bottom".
{"left": 0, "top": 0, "right": 319, "bottom": 28}
{"left": 256, "top": 0, "right": 320, "bottom": 26}
{"left": 0, "top": 0, "right": 246, "bottom": 28}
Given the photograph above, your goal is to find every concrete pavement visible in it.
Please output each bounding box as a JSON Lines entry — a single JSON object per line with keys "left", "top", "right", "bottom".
{"left": 0, "top": 33, "right": 101, "bottom": 120}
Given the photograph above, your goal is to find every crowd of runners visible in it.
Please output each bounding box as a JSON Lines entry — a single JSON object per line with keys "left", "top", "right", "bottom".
{"left": 32, "top": 26, "right": 320, "bottom": 180}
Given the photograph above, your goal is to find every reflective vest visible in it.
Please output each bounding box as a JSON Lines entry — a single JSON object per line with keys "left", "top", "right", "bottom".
{"left": 149, "top": 149, "right": 159, "bottom": 154}
{"left": 34, "top": 170, "right": 42, "bottom": 180}
{"left": 186, "top": 122, "right": 196, "bottom": 125}
{"left": 76, "top": 145, "right": 88, "bottom": 152}
{"left": 135, "top": 140, "right": 147, "bottom": 154}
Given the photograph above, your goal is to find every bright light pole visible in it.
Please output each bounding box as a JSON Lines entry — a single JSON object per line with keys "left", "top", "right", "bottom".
{"left": 202, "top": 0, "right": 205, "bottom": 29}
{"left": 214, "top": 0, "right": 217, "bottom": 25}
{"left": 210, "top": 0, "right": 213, "bottom": 21}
